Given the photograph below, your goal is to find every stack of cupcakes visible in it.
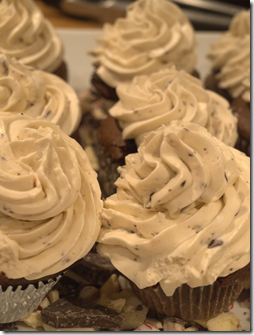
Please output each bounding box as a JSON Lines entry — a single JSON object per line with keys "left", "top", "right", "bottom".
{"left": 0, "top": 0, "right": 103, "bottom": 324}
{"left": 0, "top": 0, "right": 250, "bottom": 329}
{"left": 81, "top": 66, "right": 239, "bottom": 198}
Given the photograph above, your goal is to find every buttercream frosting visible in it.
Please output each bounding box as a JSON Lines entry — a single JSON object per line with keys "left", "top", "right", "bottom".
{"left": 90, "top": 0, "right": 197, "bottom": 88}
{"left": 97, "top": 120, "right": 250, "bottom": 296}
{"left": 208, "top": 10, "right": 250, "bottom": 102}
{"left": 0, "top": 114, "right": 102, "bottom": 280}
{"left": 0, "top": 54, "right": 81, "bottom": 135}
{"left": 0, "top": 0, "right": 64, "bottom": 73}
{"left": 109, "top": 67, "right": 238, "bottom": 147}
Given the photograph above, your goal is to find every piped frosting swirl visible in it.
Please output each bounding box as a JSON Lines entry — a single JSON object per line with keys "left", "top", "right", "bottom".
{"left": 109, "top": 67, "right": 238, "bottom": 147}
{"left": 98, "top": 121, "right": 250, "bottom": 296}
{"left": 90, "top": 0, "right": 197, "bottom": 88}
{"left": 208, "top": 10, "right": 250, "bottom": 102}
{"left": 0, "top": 114, "right": 102, "bottom": 280}
{"left": 0, "top": 54, "right": 81, "bottom": 135}
{"left": 0, "top": 0, "right": 64, "bottom": 73}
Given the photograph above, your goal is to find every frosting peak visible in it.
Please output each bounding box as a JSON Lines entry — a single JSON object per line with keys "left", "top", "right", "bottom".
{"left": 207, "top": 10, "right": 250, "bottom": 102}
{"left": 0, "top": 114, "right": 102, "bottom": 280}
{"left": 109, "top": 67, "right": 238, "bottom": 147}
{"left": 97, "top": 121, "right": 250, "bottom": 296}
{"left": 90, "top": 0, "right": 197, "bottom": 88}
{"left": 0, "top": 0, "right": 64, "bottom": 73}
{"left": 0, "top": 53, "right": 81, "bottom": 136}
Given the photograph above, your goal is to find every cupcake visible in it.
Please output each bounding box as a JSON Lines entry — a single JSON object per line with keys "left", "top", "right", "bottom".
{"left": 0, "top": 0, "right": 68, "bottom": 81}
{"left": 205, "top": 10, "right": 250, "bottom": 156}
{"left": 89, "top": 0, "right": 198, "bottom": 108}
{"left": 0, "top": 53, "right": 81, "bottom": 137}
{"left": 0, "top": 113, "right": 102, "bottom": 323}
{"left": 97, "top": 120, "right": 250, "bottom": 320}
{"left": 79, "top": 67, "right": 238, "bottom": 198}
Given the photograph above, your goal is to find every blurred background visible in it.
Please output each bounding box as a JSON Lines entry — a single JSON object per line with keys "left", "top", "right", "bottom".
{"left": 35, "top": 0, "right": 250, "bottom": 30}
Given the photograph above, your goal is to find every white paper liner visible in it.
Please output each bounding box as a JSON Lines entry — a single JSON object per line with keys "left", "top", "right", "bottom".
{"left": 0, "top": 275, "right": 61, "bottom": 324}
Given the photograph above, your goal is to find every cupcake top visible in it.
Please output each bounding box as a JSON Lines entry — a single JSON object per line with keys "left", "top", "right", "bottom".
{"left": 0, "top": 114, "right": 102, "bottom": 281}
{"left": 97, "top": 120, "right": 250, "bottom": 296}
{"left": 109, "top": 67, "right": 238, "bottom": 147}
{"left": 0, "top": 54, "right": 81, "bottom": 136}
{"left": 90, "top": 0, "right": 197, "bottom": 88}
{"left": 0, "top": 0, "right": 64, "bottom": 73}
{"left": 207, "top": 10, "right": 250, "bottom": 102}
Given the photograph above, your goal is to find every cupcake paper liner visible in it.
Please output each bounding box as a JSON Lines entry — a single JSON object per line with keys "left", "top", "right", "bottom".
{"left": 130, "top": 280, "right": 246, "bottom": 320}
{"left": 0, "top": 275, "right": 61, "bottom": 324}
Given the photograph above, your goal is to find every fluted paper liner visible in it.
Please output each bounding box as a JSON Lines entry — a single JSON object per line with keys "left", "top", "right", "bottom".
{"left": 130, "top": 280, "right": 246, "bottom": 320}
{"left": 0, "top": 275, "right": 61, "bottom": 324}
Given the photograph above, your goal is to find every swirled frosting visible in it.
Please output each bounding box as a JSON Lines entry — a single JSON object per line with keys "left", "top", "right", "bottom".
{"left": 90, "top": 0, "right": 197, "bottom": 88}
{"left": 97, "top": 120, "right": 250, "bottom": 296}
{"left": 0, "top": 54, "right": 81, "bottom": 136}
{"left": 109, "top": 67, "right": 238, "bottom": 147}
{"left": 0, "top": 114, "right": 102, "bottom": 280}
{"left": 0, "top": 0, "right": 64, "bottom": 73}
{"left": 208, "top": 10, "right": 250, "bottom": 102}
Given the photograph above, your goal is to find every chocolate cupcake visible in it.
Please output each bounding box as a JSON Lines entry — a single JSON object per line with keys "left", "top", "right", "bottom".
{"left": 97, "top": 120, "right": 250, "bottom": 320}
{"left": 0, "top": 53, "right": 81, "bottom": 136}
{"left": 89, "top": 0, "right": 199, "bottom": 108}
{"left": 205, "top": 10, "right": 250, "bottom": 156}
{"left": 0, "top": 0, "right": 68, "bottom": 81}
{"left": 0, "top": 113, "right": 102, "bottom": 323}
{"left": 79, "top": 67, "right": 238, "bottom": 198}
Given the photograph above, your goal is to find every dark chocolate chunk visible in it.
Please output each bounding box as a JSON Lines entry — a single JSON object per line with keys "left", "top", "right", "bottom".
{"left": 69, "top": 252, "right": 118, "bottom": 287}
{"left": 41, "top": 298, "right": 124, "bottom": 330}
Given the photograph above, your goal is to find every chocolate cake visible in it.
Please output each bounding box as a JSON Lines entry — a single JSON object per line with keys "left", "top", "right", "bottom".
{"left": 41, "top": 298, "right": 125, "bottom": 330}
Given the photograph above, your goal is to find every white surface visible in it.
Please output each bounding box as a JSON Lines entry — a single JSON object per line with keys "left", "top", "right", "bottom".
{"left": 57, "top": 28, "right": 221, "bottom": 93}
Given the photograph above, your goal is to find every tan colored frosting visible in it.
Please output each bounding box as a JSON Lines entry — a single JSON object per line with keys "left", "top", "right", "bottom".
{"left": 109, "top": 67, "right": 238, "bottom": 147}
{"left": 208, "top": 10, "right": 250, "bottom": 102}
{"left": 90, "top": 0, "right": 197, "bottom": 88}
{"left": 0, "top": 114, "right": 102, "bottom": 280}
{"left": 0, "top": 0, "right": 64, "bottom": 73}
{"left": 97, "top": 121, "right": 250, "bottom": 296}
{"left": 0, "top": 54, "right": 81, "bottom": 136}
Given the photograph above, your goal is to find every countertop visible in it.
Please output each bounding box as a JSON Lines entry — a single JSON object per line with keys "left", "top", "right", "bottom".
{"left": 34, "top": 0, "right": 103, "bottom": 29}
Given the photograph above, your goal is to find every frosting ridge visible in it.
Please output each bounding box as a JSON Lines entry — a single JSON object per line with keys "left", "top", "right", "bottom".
{"left": 0, "top": 0, "right": 64, "bottom": 73}
{"left": 97, "top": 121, "right": 250, "bottom": 296}
{"left": 90, "top": 0, "right": 197, "bottom": 88}
{"left": 0, "top": 114, "right": 102, "bottom": 280}
{"left": 0, "top": 53, "right": 81, "bottom": 135}
{"left": 109, "top": 67, "right": 238, "bottom": 147}
{"left": 207, "top": 10, "right": 250, "bottom": 102}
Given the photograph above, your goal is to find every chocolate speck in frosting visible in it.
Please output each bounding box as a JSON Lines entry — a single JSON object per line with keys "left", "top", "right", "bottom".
{"left": 180, "top": 181, "right": 186, "bottom": 188}
{"left": 45, "top": 110, "right": 52, "bottom": 118}
{"left": 225, "top": 173, "right": 228, "bottom": 182}
{"left": 1, "top": 156, "right": 7, "bottom": 161}
{"left": 208, "top": 239, "right": 223, "bottom": 249}
{"left": 192, "top": 225, "right": 202, "bottom": 233}
{"left": 1, "top": 59, "right": 8, "bottom": 75}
